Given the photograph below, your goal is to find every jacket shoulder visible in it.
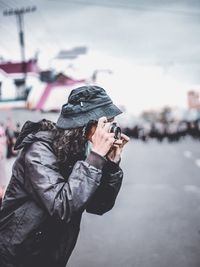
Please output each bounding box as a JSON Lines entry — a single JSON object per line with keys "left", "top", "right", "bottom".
{"left": 24, "top": 140, "right": 58, "bottom": 171}
{"left": 25, "top": 139, "right": 55, "bottom": 156}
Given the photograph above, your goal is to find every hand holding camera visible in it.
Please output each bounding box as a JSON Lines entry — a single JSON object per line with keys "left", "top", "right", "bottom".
{"left": 91, "top": 117, "right": 115, "bottom": 157}
{"left": 106, "top": 132, "right": 129, "bottom": 163}
{"left": 91, "top": 117, "right": 129, "bottom": 161}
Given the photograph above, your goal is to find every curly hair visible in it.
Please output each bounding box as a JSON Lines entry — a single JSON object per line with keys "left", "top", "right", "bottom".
{"left": 39, "top": 119, "right": 87, "bottom": 164}
{"left": 53, "top": 126, "right": 87, "bottom": 163}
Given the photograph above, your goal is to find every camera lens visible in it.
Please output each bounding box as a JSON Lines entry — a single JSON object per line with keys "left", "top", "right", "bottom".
{"left": 110, "top": 123, "right": 121, "bottom": 139}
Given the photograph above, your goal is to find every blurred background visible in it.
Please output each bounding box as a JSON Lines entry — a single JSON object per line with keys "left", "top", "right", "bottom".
{"left": 1, "top": 0, "right": 200, "bottom": 266}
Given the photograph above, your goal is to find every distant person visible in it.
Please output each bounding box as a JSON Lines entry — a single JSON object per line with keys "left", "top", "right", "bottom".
{"left": 0, "top": 122, "right": 6, "bottom": 199}
{"left": 0, "top": 85, "right": 129, "bottom": 267}
{"left": 0, "top": 186, "right": 3, "bottom": 207}
{"left": 5, "top": 117, "right": 17, "bottom": 159}
{"left": 14, "top": 122, "right": 21, "bottom": 139}
{"left": 0, "top": 122, "right": 6, "bottom": 160}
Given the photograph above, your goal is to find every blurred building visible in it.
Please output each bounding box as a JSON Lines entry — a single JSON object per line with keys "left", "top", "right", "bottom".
{"left": 187, "top": 90, "right": 200, "bottom": 110}
{"left": 0, "top": 59, "right": 39, "bottom": 108}
{"left": 0, "top": 59, "right": 39, "bottom": 76}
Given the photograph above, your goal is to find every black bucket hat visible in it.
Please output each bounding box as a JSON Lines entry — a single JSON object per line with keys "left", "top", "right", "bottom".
{"left": 56, "top": 85, "right": 122, "bottom": 129}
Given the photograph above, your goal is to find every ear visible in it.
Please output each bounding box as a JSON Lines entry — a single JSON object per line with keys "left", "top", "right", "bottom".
{"left": 87, "top": 125, "right": 97, "bottom": 142}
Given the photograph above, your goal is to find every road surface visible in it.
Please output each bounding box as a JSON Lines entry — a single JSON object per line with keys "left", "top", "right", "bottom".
{"left": 67, "top": 138, "right": 200, "bottom": 267}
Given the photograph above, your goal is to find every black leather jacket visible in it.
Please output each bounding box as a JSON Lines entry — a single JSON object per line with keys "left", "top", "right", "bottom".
{"left": 0, "top": 125, "right": 123, "bottom": 267}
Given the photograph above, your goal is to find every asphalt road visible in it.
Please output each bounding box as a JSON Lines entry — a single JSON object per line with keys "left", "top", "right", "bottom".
{"left": 67, "top": 138, "right": 200, "bottom": 267}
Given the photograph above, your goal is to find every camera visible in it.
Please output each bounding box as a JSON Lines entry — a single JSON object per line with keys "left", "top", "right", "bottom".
{"left": 110, "top": 122, "right": 121, "bottom": 140}
{"left": 84, "top": 120, "right": 121, "bottom": 140}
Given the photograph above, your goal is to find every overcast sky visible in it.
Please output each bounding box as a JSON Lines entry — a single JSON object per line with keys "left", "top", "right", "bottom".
{"left": 0, "top": 0, "right": 200, "bottom": 114}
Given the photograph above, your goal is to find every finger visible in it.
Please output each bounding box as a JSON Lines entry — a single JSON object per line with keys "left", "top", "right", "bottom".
{"left": 103, "top": 122, "right": 112, "bottom": 132}
{"left": 121, "top": 133, "right": 130, "bottom": 143}
{"left": 108, "top": 132, "right": 115, "bottom": 140}
{"left": 121, "top": 139, "right": 128, "bottom": 148}
{"left": 107, "top": 136, "right": 116, "bottom": 146}
{"left": 110, "top": 145, "right": 122, "bottom": 156}
{"left": 113, "top": 144, "right": 121, "bottom": 148}
{"left": 97, "top": 117, "right": 107, "bottom": 128}
{"left": 113, "top": 139, "right": 123, "bottom": 145}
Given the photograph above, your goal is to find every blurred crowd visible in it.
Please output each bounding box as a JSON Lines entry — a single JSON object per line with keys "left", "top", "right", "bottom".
{"left": 0, "top": 117, "right": 21, "bottom": 205}
{"left": 123, "top": 119, "right": 200, "bottom": 143}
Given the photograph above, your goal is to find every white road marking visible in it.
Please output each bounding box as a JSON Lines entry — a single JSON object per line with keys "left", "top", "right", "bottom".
{"left": 184, "top": 185, "right": 200, "bottom": 195}
{"left": 183, "top": 150, "right": 192, "bottom": 158}
{"left": 132, "top": 183, "right": 175, "bottom": 192}
{"left": 195, "top": 159, "right": 200, "bottom": 168}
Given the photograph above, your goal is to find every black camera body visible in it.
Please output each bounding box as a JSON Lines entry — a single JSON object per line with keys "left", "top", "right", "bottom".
{"left": 84, "top": 120, "right": 121, "bottom": 140}
{"left": 110, "top": 122, "right": 121, "bottom": 140}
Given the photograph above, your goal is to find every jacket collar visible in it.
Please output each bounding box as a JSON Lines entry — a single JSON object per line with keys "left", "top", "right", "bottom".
{"left": 14, "top": 120, "right": 54, "bottom": 150}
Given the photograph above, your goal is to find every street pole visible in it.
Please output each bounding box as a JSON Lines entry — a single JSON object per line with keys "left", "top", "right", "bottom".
{"left": 16, "top": 12, "right": 25, "bottom": 71}
{"left": 3, "top": 6, "right": 36, "bottom": 97}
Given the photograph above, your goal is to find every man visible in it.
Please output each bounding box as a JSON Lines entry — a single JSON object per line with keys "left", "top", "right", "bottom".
{"left": 0, "top": 123, "right": 6, "bottom": 205}
{"left": 0, "top": 85, "right": 129, "bottom": 267}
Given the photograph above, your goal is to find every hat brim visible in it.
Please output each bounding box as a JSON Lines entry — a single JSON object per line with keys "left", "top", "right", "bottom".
{"left": 56, "top": 103, "right": 122, "bottom": 129}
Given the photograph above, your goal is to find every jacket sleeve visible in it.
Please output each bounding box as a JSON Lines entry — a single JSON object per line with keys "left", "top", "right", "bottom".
{"left": 86, "top": 155, "right": 123, "bottom": 215}
{"left": 24, "top": 141, "right": 106, "bottom": 222}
